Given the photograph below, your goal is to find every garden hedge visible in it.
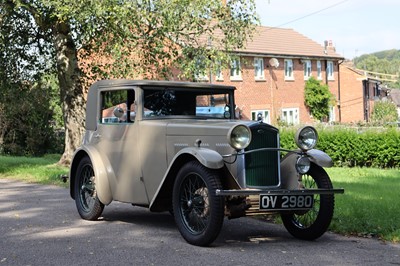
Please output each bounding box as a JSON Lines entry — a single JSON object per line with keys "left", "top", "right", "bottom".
{"left": 279, "top": 127, "right": 400, "bottom": 168}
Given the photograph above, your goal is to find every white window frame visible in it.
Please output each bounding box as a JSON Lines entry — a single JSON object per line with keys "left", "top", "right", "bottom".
{"left": 251, "top": 110, "right": 270, "bottom": 124}
{"left": 281, "top": 108, "right": 299, "bottom": 125}
{"left": 215, "top": 62, "right": 224, "bottom": 81}
{"left": 254, "top": 58, "right": 265, "bottom": 80}
{"left": 284, "top": 59, "right": 294, "bottom": 80}
{"left": 303, "top": 60, "right": 312, "bottom": 80}
{"left": 317, "top": 60, "right": 322, "bottom": 80}
{"left": 329, "top": 106, "right": 335, "bottom": 122}
{"left": 327, "top": 61, "right": 334, "bottom": 80}
{"left": 194, "top": 57, "right": 209, "bottom": 82}
{"left": 230, "top": 58, "right": 242, "bottom": 80}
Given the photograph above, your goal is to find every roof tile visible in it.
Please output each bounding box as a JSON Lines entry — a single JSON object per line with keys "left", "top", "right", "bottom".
{"left": 236, "top": 26, "right": 343, "bottom": 59}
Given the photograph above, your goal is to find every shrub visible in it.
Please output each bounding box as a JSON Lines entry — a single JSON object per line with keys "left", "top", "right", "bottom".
{"left": 370, "top": 101, "right": 399, "bottom": 126}
{"left": 280, "top": 126, "right": 400, "bottom": 168}
{"left": 304, "top": 77, "right": 335, "bottom": 121}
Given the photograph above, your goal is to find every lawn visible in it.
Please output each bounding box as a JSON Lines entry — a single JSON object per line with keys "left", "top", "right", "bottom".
{"left": 327, "top": 167, "right": 400, "bottom": 242}
{"left": 0, "top": 154, "right": 69, "bottom": 188}
{"left": 0, "top": 155, "right": 399, "bottom": 242}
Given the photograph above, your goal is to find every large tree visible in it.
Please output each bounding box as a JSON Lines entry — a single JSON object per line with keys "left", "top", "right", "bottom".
{"left": 0, "top": 0, "right": 258, "bottom": 164}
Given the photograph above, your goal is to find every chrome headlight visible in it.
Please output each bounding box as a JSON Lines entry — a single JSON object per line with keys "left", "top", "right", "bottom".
{"left": 295, "top": 126, "right": 318, "bottom": 151}
{"left": 296, "top": 156, "right": 311, "bottom": 174}
{"left": 228, "top": 125, "right": 251, "bottom": 150}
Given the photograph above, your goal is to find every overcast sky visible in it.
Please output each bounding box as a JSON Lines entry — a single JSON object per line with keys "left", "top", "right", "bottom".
{"left": 255, "top": 0, "right": 400, "bottom": 59}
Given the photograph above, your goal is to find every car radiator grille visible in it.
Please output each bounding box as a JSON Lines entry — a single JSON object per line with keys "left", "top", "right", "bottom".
{"left": 244, "top": 124, "right": 280, "bottom": 187}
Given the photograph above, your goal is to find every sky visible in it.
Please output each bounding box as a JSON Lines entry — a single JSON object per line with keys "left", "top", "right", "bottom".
{"left": 255, "top": 0, "right": 400, "bottom": 59}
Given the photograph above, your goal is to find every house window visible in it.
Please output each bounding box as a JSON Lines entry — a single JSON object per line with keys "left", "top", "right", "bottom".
{"left": 230, "top": 58, "right": 241, "bottom": 80}
{"left": 281, "top": 108, "right": 299, "bottom": 125}
{"left": 284, "top": 59, "right": 294, "bottom": 80}
{"left": 254, "top": 58, "right": 265, "bottom": 80}
{"left": 303, "top": 60, "right": 311, "bottom": 80}
{"left": 329, "top": 106, "right": 335, "bottom": 122}
{"left": 317, "top": 60, "right": 322, "bottom": 80}
{"left": 251, "top": 110, "right": 270, "bottom": 124}
{"left": 194, "top": 57, "right": 208, "bottom": 81}
{"left": 327, "top": 61, "right": 334, "bottom": 80}
{"left": 215, "top": 62, "right": 223, "bottom": 81}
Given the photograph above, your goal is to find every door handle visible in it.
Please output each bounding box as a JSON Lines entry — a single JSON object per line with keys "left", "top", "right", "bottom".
{"left": 94, "top": 133, "right": 101, "bottom": 138}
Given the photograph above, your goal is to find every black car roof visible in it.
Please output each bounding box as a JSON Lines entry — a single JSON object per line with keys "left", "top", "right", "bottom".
{"left": 93, "top": 79, "right": 236, "bottom": 91}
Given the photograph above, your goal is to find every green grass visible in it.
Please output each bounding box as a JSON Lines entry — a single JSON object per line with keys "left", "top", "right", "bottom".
{"left": 327, "top": 167, "right": 400, "bottom": 243}
{"left": 0, "top": 155, "right": 399, "bottom": 243}
{"left": 0, "top": 154, "right": 69, "bottom": 188}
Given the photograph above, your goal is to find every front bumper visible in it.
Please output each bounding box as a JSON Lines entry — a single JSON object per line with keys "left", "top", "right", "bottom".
{"left": 216, "top": 188, "right": 344, "bottom": 196}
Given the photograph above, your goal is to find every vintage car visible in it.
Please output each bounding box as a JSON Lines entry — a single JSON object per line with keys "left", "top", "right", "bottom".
{"left": 69, "top": 80, "right": 344, "bottom": 246}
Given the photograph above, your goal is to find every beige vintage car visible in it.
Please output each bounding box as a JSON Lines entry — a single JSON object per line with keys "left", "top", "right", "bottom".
{"left": 69, "top": 80, "right": 343, "bottom": 246}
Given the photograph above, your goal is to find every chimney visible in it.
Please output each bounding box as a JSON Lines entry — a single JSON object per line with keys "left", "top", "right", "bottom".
{"left": 324, "top": 40, "right": 336, "bottom": 53}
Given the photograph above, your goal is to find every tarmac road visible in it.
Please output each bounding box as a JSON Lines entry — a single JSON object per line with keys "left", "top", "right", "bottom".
{"left": 1, "top": 178, "right": 399, "bottom": 266}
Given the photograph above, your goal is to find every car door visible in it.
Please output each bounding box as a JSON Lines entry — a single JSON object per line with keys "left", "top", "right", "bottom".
{"left": 94, "top": 88, "right": 149, "bottom": 205}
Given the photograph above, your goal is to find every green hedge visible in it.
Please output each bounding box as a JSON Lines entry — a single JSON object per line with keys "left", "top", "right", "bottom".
{"left": 280, "top": 127, "right": 400, "bottom": 168}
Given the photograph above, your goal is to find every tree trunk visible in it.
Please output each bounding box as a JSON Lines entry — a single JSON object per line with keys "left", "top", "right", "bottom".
{"left": 52, "top": 21, "right": 85, "bottom": 166}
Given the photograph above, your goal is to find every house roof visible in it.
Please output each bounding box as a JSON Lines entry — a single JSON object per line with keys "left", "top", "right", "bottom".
{"left": 235, "top": 26, "right": 343, "bottom": 59}
{"left": 389, "top": 89, "right": 400, "bottom": 107}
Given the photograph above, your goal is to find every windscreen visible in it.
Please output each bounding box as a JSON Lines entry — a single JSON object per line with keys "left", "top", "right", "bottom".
{"left": 143, "top": 87, "right": 234, "bottom": 119}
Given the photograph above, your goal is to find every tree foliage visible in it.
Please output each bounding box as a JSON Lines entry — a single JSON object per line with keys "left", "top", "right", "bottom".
{"left": 304, "top": 77, "right": 335, "bottom": 121}
{"left": 0, "top": 0, "right": 258, "bottom": 164}
{"left": 0, "top": 74, "right": 63, "bottom": 156}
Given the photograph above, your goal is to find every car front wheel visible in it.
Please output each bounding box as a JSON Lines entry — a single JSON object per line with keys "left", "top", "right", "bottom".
{"left": 280, "top": 163, "right": 335, "bottom": 240}
{"left": 74, "top": 156, "right": 104, "bottom": 220}
{"left": 172, "top": 161, "right": 225, "bottom": 246}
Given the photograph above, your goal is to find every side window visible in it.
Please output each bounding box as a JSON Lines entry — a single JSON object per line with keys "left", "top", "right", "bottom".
{"left": 101, "top": 89, "right": 135, "bottom": 124}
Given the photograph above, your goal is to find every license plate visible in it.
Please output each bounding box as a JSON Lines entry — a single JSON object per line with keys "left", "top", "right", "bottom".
{"left": 259, "top": 194, "right": 314, "bottom": 210}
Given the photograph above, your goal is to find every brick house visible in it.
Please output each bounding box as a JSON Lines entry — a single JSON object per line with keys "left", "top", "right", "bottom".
{"left": 339, "top": 62, "right": 392, "bottom": 123}
{"left": 198, "top": 26, "right": 344, "bottom": 125}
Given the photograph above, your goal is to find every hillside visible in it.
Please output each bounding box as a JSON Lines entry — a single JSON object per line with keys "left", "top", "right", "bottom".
{"left": 353, "top": 49, "right": 400, "bottom": 88}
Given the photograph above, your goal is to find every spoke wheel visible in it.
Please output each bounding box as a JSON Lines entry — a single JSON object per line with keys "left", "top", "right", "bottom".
{"left": 74, "top": 157, "right": 104, "bottom": 220}
{"left": 281, "top": 163, "right": 334, "bottom": 240}
{"left": 173, "top": 161, "right": 224, "bottom": 246}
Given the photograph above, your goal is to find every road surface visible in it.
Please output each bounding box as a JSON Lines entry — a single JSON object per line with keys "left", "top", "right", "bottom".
{"left": 1, "top": 179, "right": 399, "bottom": 265}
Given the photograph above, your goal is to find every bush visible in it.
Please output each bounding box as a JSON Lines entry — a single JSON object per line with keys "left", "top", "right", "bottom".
{"left": 304, "top": 77, "right": 335, "bottom": 121}
{"left": 280, "top": 126, "right": 400, "bottom": 168}
{"left": 370, "top": 101, "right": 399, "bottom": 125}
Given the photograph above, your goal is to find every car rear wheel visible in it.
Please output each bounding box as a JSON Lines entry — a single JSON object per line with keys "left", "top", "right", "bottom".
{"left": 74, "top": 156, "right": 104, "bottom": 220}
{"left": 280, "top": 163, "right": 335, "bottom": 240}
{"left": 172, "top": 161, "right": 224, "bottom": 246}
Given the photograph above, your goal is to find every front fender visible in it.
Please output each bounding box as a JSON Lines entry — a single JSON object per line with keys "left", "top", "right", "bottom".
{"left": 149, "top": 147, "right": 224, "bottom": 212}
{"left": 307, "top": 149, "right": 333, "bottom": 167}
{"left": 69, "top": 146, "right": 114, "bottom": 205}
{"left": 280, "top": 149, "right": 333, "bottom": 190}
{"left": 175, "top": 147, "right": 225, "bottom": 169}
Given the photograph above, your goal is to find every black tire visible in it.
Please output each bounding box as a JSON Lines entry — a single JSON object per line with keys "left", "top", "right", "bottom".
{"left": 281, "top": 163, "right": 334, "bottom": 240}
{"left": 74, "top": 156, "right": 104, "bottom": 220}
{"left": 172, "top": 161, "right": 225, "bottom": 246}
